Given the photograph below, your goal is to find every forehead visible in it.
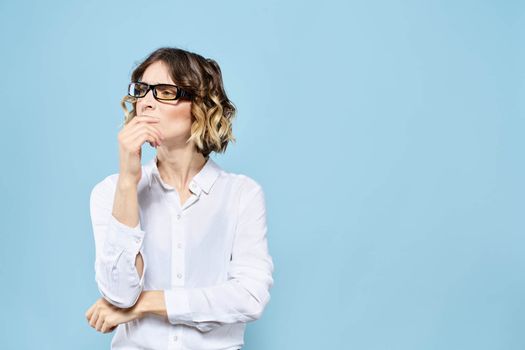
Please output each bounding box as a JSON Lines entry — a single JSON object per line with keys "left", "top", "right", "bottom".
{"left": 140, "top": 61, "right": 175, "bottom": 84}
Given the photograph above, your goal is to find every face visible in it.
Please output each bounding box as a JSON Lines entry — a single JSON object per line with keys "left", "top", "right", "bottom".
{"left": 135, "top": 60, "right": 193, "bottom": 148}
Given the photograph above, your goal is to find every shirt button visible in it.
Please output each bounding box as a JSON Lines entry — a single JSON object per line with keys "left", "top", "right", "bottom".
{"left": 173, "top": 335, "right": 178, "bottom": 341}
{"left": 135, "top": 238, "right": 141, "bottom": 244}
{"left": 177, "top": 242, "right": 182, "bottom": 249}
{"left": 176, "top": 214, "right": 181, "bottom": 220}
{"left": 177, "top": 273, "right": 182, "bottom": 279}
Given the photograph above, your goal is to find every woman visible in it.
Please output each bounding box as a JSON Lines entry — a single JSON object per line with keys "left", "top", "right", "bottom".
{"left": 85, "top": 47, "right": 274, "bottom": 350}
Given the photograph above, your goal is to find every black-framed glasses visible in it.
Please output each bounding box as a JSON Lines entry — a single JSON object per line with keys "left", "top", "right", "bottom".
{"left": 128, "top": 82, "right": 192, "bottom": 101}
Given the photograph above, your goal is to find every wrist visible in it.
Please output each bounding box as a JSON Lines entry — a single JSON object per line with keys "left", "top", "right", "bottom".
{"left": 117, "top": 177, "right": 138, "bottom": 190}
{"left": 136, "top": 291, "right": 166, "bottom": 318}
{"left": 135, "top": 291, "right": 151, "bottom": 317}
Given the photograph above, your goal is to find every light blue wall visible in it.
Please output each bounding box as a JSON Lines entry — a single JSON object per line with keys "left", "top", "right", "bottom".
{"left": 0, "top": 0, "right": 523, "bottom": 349}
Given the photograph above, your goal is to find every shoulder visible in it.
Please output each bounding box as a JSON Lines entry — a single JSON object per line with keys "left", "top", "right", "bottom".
{"left": 218, "top": 170, "right": 266, "bottom": 212}
{"left": 89, "top": 173, "right": 120, "bottom": 208}
{"left": 238, "top": 174, "right": 264, "bottom": 195}
{"left": 218, "top": 167, "right": 264, "bottom": 196}
{"left": 90, "top": 173, "right": 119, "bottom": 196}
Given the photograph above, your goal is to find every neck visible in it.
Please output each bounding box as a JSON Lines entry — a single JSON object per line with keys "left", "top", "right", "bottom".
{"left": 155, "top": 143, "right": 207, "bottom": 190}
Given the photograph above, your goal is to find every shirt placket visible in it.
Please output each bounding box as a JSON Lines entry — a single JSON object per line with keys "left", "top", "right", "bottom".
{"left": 167, "top": 182, "right": 200, "bottom": 350}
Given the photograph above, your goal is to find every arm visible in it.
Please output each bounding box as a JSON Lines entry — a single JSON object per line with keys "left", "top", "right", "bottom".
{"left": 146, "top": 180, "right": 274, "bottom": 333}
{"left": 112, "top": 179, "right": 145, "bottom": 279}
{"left": 89, "top": 175, "right": 148, "bottom": 309}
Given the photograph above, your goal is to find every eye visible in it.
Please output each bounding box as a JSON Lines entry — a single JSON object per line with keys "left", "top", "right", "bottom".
{"left": 157, "top": 86, "right": 177, "bottom": 97}
{"left": 129, "top": 83, "right": 147, "bottom": 96}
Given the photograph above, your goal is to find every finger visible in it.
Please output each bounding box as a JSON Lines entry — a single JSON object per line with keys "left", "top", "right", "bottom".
{"left": 120, "top": 116, "right": 160, "bottom": 138}
{"left": 127, "top": 118, "right": 161, "bottom": 133}
{"left": 101, "top": 320, "right": 112, "bottom": 333}
{"left": 121, "top": 130, "right": 162, "bottom": 152}
{"left": 147, "top": 123, "right": 164, "bottom": 140}
{"left": 122, "top": 124, "right": 164, "bottom": 148}
{"left": 95, "top": 312, "right": 106, "bottom": 332}
{"left": 128, "top": 129, "right": 160, "bottom": 148}
{"left": 133, "top": 114, "right": 161, "bottom": 121}
{"left": 89, "top": 309, "right": 100, "bottom": 328}
{"left": 130, "top": 130, "right": 162, "bottom": 149}
{"left": 129, "top": 115, "right": 161, "bottom": 125}
{"left": 85, "top": 303, "right": 96, "bottom": 321}
{"left": 125, "top": 124, "right": 164, "bottom": 144}
{"left": 143, "top": 125, "right": 164, "bottom": 147}
{"left": 121, "top": 119, "right": 161, "bottom": 140}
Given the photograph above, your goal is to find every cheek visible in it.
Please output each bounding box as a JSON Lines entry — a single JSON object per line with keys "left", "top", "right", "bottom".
{"left": 162, "top": 107, "right": 193, "bottom": 132}
{"left": 164, "top": 103, "right": 192, "bottom": 120}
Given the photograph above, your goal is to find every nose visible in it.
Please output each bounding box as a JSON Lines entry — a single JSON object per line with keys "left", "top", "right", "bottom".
{"left": 139, "top": 88, "right": 156, "bottom": 113}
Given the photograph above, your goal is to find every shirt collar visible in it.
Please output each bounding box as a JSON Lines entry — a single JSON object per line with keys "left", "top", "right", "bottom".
{"left": 145, "top": 154, "right": 222, "bottom": 195}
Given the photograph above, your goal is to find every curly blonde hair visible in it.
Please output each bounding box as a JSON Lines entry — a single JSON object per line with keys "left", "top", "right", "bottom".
{"left": 120, "top": 47, "right": 237, "bottom": 157}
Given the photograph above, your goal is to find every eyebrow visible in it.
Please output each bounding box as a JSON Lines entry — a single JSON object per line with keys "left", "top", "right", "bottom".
{"left": 138, "top": 80, "right": 172, "bottom": 85}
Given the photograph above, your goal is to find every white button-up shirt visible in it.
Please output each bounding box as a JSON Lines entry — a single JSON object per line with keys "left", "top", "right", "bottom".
{"left": 89, "top": 155, "right": 274, "bottom": 350}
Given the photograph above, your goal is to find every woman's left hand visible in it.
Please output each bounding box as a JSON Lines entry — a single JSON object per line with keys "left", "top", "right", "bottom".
{"left": 85, "top": 297, "right": 143, "bottom": 333}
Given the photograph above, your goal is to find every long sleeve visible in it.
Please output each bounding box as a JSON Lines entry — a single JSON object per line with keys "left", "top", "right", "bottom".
{"left": 89, "top": 176, "right": 148, "bottom": 309}
{"left": 163, "top": 179, "right": 275, "bottom": 333}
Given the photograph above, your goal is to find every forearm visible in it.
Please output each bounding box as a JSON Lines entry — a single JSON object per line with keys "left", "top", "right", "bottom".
{"left": 112, "top": 177, "right": 144, "bottom": 278}
{"left": 136, "top": 291, "right": 168, "bottom": 320}
{"left": 112, "top": 177, "right": 139, "bottom": 228}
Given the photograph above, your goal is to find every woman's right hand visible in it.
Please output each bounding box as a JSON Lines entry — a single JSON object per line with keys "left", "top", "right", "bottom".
{"left": 117, "top": 115, "right": 164, "bottom": 187}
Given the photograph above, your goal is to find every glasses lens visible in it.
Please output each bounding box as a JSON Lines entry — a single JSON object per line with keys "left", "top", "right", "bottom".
{"left": 155, "top": 84, "right": 179, "bottom": 100}
{"left": 129, "top": 82, "right": 148, "bottom": 97}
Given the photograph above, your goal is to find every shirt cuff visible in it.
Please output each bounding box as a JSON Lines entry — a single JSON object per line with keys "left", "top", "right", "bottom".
{"left": 164, "top": 287, "right": 192, "bottom": 324}
{"left": 107, "top": 214, "right": 146, "bottom": 253}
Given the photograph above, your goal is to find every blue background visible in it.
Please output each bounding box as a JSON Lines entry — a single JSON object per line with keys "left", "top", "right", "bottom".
{"left": 0, "top": 0, "right": 523, "bottom": 349}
